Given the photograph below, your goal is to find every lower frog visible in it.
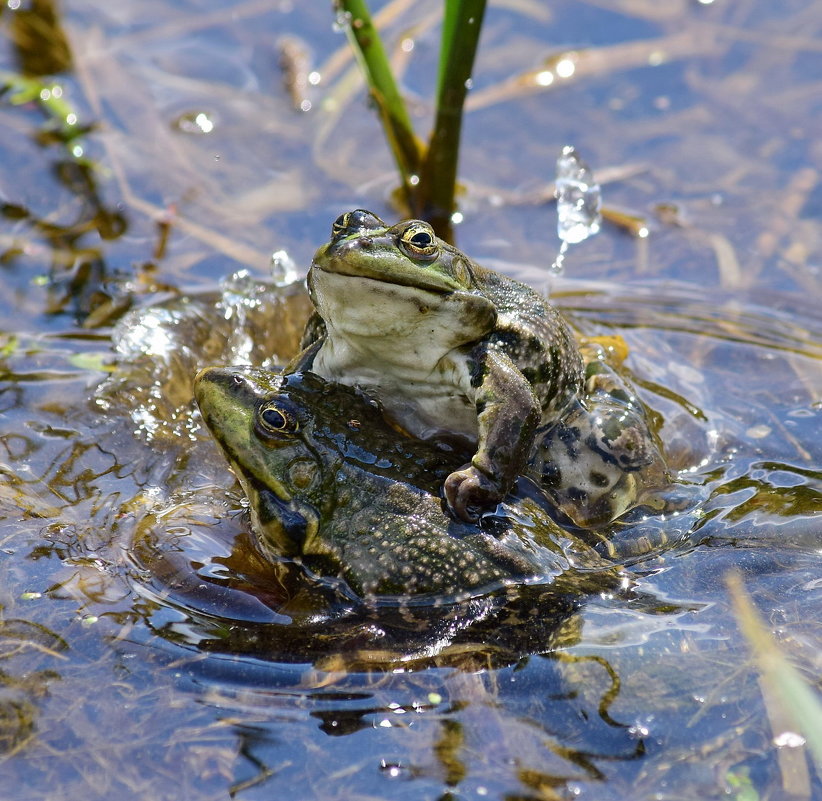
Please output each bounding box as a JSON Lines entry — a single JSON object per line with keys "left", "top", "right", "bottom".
{"left": 291, "top": 210, "right": 672, "bottom": 527}
{"left": 193, "top": 366, "right": 621, "bottom": 601}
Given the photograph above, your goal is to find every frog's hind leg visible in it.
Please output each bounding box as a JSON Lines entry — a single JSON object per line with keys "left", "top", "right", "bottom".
{"left": 534, "top": 364, "right": 673, "bottom": 529}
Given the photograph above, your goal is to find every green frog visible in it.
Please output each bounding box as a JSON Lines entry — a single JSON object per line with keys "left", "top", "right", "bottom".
{"left": 290, "top": 210, "right": 672, "bottom": 528}
{"left": 290, "top": 209, "right": 585, "bottom": 523}
{"left": 193, "top": 366, "right": 619, "bottom": 601}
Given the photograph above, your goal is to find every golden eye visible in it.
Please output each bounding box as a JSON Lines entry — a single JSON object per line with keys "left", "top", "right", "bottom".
{"left": 258, "top": 401, "right": 299, "bottom": 436}
{"left": 331, "top": 212, "right": 350, "bottom": 238}
{"left": 399, "top": 222, "right": 438, "bottom": 260}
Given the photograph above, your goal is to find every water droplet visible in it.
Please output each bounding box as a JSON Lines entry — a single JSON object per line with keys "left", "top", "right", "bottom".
{"left": 333, "top": 9, "right": 352, "bottom": 32}
{"left": 379, "top": 760, "right": 408, "bottom": 779}
{"left": 555, "top": 145, "right": 601, "bottom": 245}
{"left": 550, "top": 240, "right": 569, "bottom": 275}
{"left": 270, "top": 250, "right": 299, "bottom": 286}
{"left": 173, "top": 110, "right": 216, "bottom": 135}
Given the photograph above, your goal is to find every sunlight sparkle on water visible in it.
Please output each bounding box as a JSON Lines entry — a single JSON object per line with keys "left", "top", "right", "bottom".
{"left": 774, "top": 731, "right": 806, "bottom": 748}
{"left": 194, "top": 112, "right": 214, "bottom": 133}
{"left": 379, "top": 760, "right": 407, "bottom": 779}
{"left": 555, "top": 57, "right": 576, "bottom": 78}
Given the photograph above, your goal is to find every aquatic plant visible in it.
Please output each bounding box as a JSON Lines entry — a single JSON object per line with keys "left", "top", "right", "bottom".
{"left": 334, "top": 0, "right": 486, "bottom": 241}
{"left": 728, "top": 573, "right": 822, "bottom": 779}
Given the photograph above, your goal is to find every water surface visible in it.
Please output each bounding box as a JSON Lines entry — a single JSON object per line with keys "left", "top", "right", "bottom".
{"left": 1, "top": 1, "right": 820, "bottom": 799}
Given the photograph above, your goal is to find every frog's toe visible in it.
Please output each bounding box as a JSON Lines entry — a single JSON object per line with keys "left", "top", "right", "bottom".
{"left": 444, "top": 465, "right": 503, "bottom": 523}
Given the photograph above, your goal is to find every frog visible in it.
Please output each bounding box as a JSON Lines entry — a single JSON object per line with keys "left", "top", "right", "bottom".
{"left": 290, "top": 210, "right": 675, "bottom": 529}
{"left": 193, "top": 366, "right": 620, "bottom": 601}
{"left": 289, "top": 209, "right": 585, "bottom": 524}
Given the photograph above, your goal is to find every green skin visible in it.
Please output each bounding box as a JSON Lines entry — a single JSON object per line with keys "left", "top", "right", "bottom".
{"left": 193, "top": 367, "right": 614, "bottom": 601}
{"left": 290, "top": 209, "right": 585, "bottom": 524}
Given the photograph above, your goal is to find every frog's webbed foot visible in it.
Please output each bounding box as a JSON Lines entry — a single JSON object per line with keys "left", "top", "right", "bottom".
{"left": 444, "top": 465, "right": 503, "bottom": 523}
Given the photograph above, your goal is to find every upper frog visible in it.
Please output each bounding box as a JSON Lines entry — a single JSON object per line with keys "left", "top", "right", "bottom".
{"left": 290, "top": 209, "right": 585, "bottom": 523}
{"left": 193, "top": 366, "right": 616, "bottom": 601}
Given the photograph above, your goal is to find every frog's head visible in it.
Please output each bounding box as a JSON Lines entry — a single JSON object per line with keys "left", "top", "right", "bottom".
{"left": 313, "top": 209, "right": 478, "bottom": 293}
{"left": 309, "top": 210, "right": 496, "bottom": 343}
{"left": 193, "top": 367, "right": 335, "bottom": 559}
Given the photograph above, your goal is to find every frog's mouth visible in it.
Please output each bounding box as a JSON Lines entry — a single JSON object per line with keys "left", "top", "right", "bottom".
{"left": 235, "top": 471, "right": 319, "bottom": 558}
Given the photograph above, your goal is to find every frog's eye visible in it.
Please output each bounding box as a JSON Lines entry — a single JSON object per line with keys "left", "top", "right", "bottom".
{"left": 257, "top": 400, "right": 300, "bottom": 437}
{"left": 399, "top": 222, "right": 438, "bottom": 260}
{"left": 331, "top": 212, "right": 351, "bottom": 239}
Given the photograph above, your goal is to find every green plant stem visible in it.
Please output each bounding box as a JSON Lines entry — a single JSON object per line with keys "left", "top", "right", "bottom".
{"left": 418, "top": 0, "right": 487, "bottom": 241}
{"left": 336, "top": 0, "right": 422, "bottom": 207}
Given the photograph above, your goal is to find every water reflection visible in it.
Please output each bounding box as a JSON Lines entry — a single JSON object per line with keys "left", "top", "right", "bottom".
{"left": 8, "top": 0, "right": 72, "bottom": 77}
{"left": 0, "top": 616, "right": 66, "bottom": 758}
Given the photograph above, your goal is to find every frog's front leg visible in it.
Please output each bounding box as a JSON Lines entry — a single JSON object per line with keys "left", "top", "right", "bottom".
{"left": 444, "top": 345, "right": 541, "bottom": 522}
{"left": 284, "top": 335, "right": 322, "bottom": 373}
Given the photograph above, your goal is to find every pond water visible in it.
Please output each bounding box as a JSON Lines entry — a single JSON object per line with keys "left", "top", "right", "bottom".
{"left": 1, "top": 1, "right": 820, "bottom": 799}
